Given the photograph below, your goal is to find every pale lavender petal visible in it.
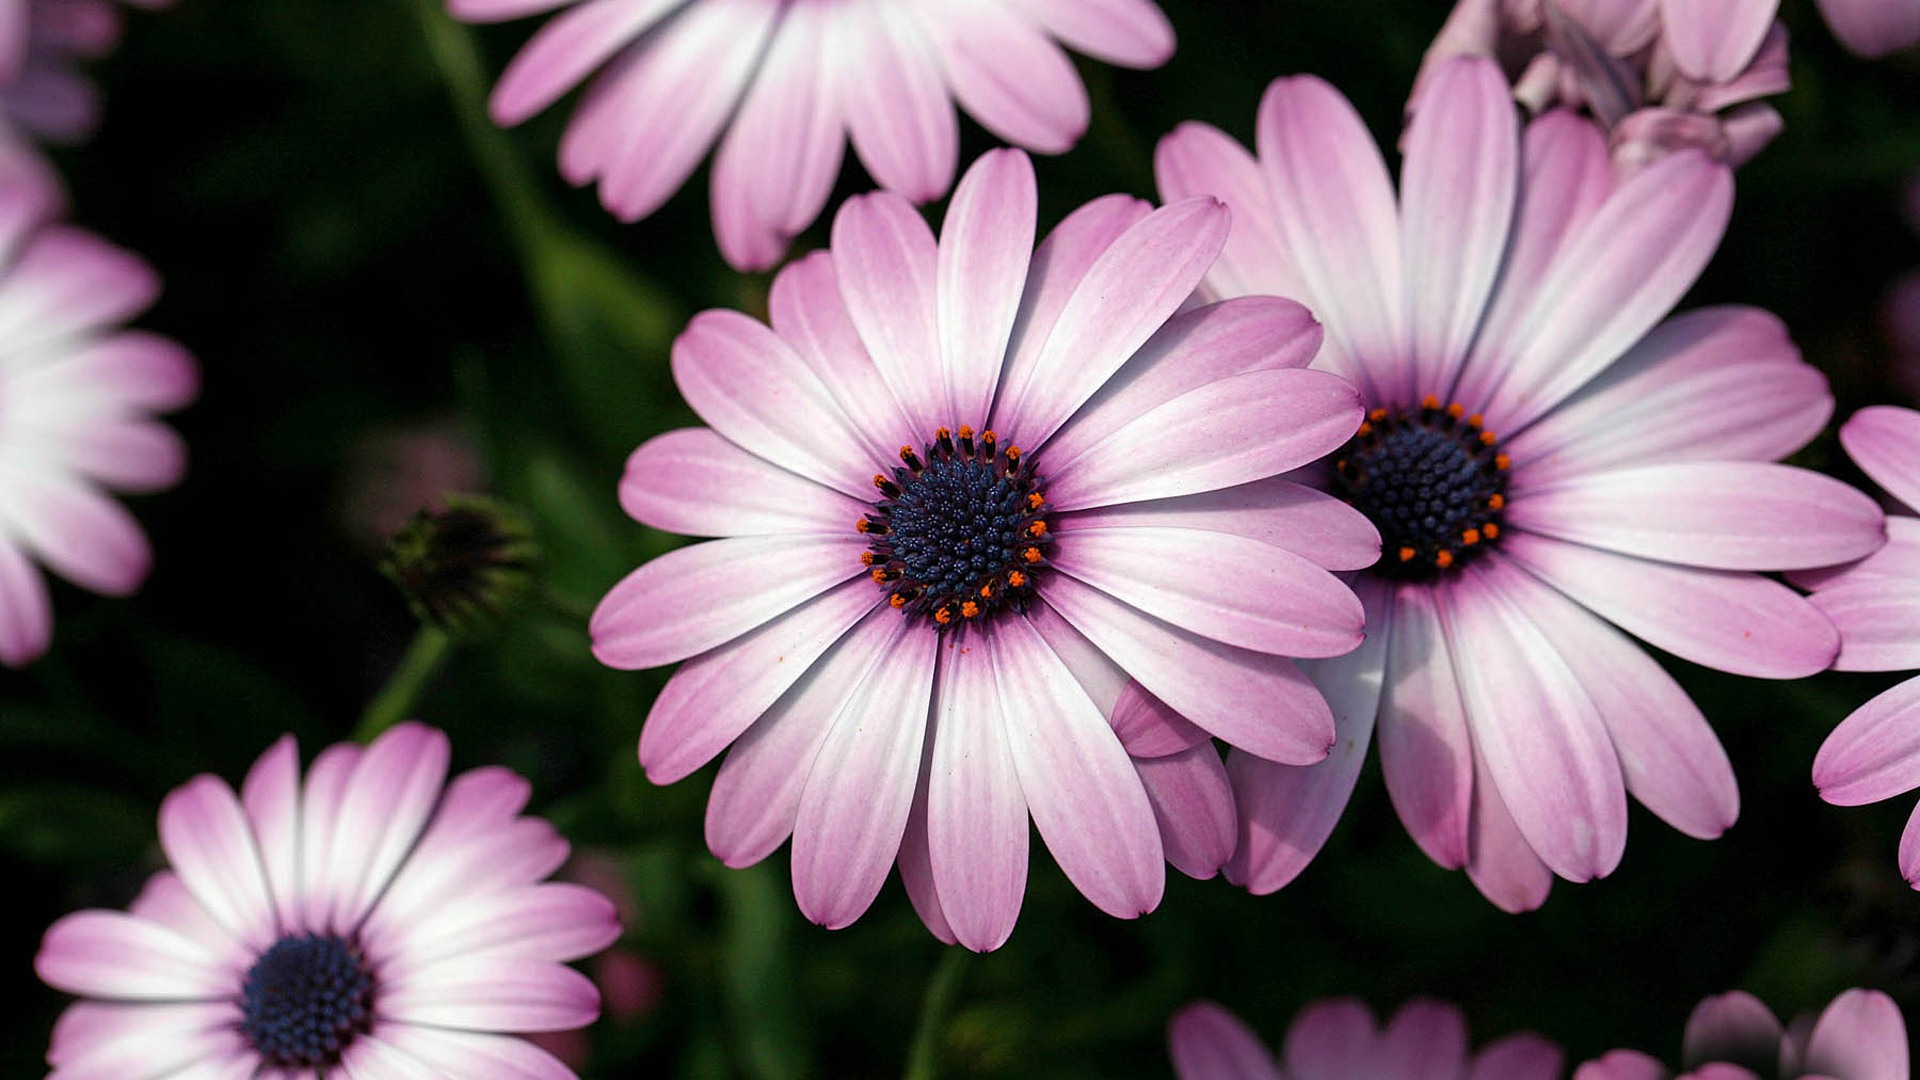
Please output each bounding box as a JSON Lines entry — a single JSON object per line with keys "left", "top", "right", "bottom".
{"left": 937, "top": 149, "right": 1035, "bottom": 426}
{"left": 327, "top": 723, "right": 453, "bottom": 931}
{"left": 992, "top": 196, "right": 1229, "bottom": 449}
{"left": 1137, "top": 743, "right": 1235, "bottom": 880}
{"left": 791, "top": 619, "right": 937, "bottom": 929}
{"left": 925, "top": 5, "right": 1087, "bottom": 154}
{"left": 488, "top": 0, "right": 678, "bottom": 126}
{"left": 1814, "top": 676, "right": 1920, "bottom": 806}
{"left": 1154, "top": 121, "right": 1308, "bottom": 307}
{"left": 373, "top": 883, "right": 619, "bottom": 972}
{"left": 1400, "top": 57, "right": 1519, "bottom": 397}
{"left": 1508, "top": 462, "right": 1884, "bottom": 571}
{"left": 0, "top": 536, "right": 51, "bottom": 666}
{"left": 766, "top": 251, "right": 919, "bottom": 468}
{"left": 1472, "top": 1035, "right": 1566, "bottom": 1080}
{"left": 1576, "top": 1050, "right": 1668, "bottom": 1080}
{"left": 296, "top": 742, "right": 362, "bottom": 931}
{"left": 447, "top": 0, "right": 571, "bottom": 21}
{"left": 235, "top": 736, "right": 301, "bottom": 936}
{"left": 1045, "top": 368, "right": 1362, "bottom": 512}
{"left": 1661, "top": 0, "right": 1779, "bottom": 82}
{"left": 1023, "top": 0, "right": 1174, "bottom": 67}
{"left": 1169, "top": 1000, "right": 1283, "bottom": 1080}
{"left": 1503, "top": 531, "right": 1839, "bottom": 679}
{"left": 898, "top": 747, "right": 959, "bottom": 945}
{"left": 1502, "top": 562, "right": 1737, "bottom": 838}
{"left": 1040, "top": 296, "right": 1324, "bottom": 470}
{"left": 362, "top": 1026, "right": 577, "bottom": 1080}
{"left": 1377, "top": 1000, "right": 1470, "bottom": 1080}
{"left": 928, "top": 627, "right": 1029, "bottom": 951}
{"left": 830, "top": 189, "right": 947, "bottom": 431}
{"left": 1505, "top": 307, "right": 1829, "bottom": 484}
{"left": 1026, "top": 596, "right": 1130, "bottom": 714}
{"left": 1843, "top": 405, "right": 1920, "bottom": 515}
{"left": 1479, "top": 151, "right": 1731, "bottom": 432}
{"left": 47, "top": 331, "right": 198, "bottom": 412}
{"left": 1809, "top": 577, "right": 1920, "bottom": 672}
{"left": 619, "top": 427, "right": 867, "bottom": 538}
{"left": 46, "top": 1001, "right": 245, "bottom": 1080}
{"left": 1447, "top": 561, "right": 1626, "bottom": 881}
{"left": 705, "top": 606, "right": 897, "bottom": 867}
{"left": 157, "top": 775, "right": 276, "bottom": 952}
{"left": 996, "top": 613, "right": 1164, "bottom": 918}
{"left": 379, "top": 957, "right": 600, "bottom": 1032}
{"left": 838, "top": 0, "right": 958, "bottom": 203}
{"left": 1816, "top": 0, "right": 1920, "bottom": 57}
{"left": 638, "top": 579, "right": 878, "bottom": 784}
{"left": 1052, "top": 524, "right": 1364, "bottom": 658}
{"left": 591, "top": 534, "right": 867, "bottom": 670}
{"left": 1903, "top": 800, "right": 1920, "bottom": 886}
{"left": 1463, "top": 728, "right": 1555, "bottom": 913}
{"left": 1110, "top": 681, "right": 1211, "bottom": 757}
{"left": 1041, "top": 574, "right": 1335, "bottom": 765}
{"left": 0, "top": 225, "right": 157, "bottom": 349}
{"left": 1283, "top": 999, "right": 1379, "bottom": 1078}
{"left": 1801, "top": 990, "right": 1908, "bottom": 1080}
{"left": 1684, "top": 991, "right": 1783, "bottom": 1068}
{"left": 1792, "top": 516, "right": 1920, "bottom": 592}
{"left": 5, "top": 471, "right": 149, "bottom": 596}
{"left": 1255, "top": 74, "right": 1406, "bottom": 405}
{"left": 1377, "top": 583, "right": 1474, "bottom": 869}
{"left": 1226, "top": 576, "right": 1390, "bottom": 893}
{"left": 1063, "top": 476, "right": 1379, "bottom": 573}
{"left": 670, "top": 308, "right": 873, "bottom": 497}
{"left": 36, "top": 910, "right": 232, "bottom": 1000}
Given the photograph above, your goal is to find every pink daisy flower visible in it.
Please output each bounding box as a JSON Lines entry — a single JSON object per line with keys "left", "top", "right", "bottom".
{"left": 1794, "top": 406, "right": 1920, "bottom": 885}
{"left": 451, "top": 0, "right": 1175, "bottom": 270}
{"left": 1415, "top": 0, "right": 1788, "bottom": 173}
{"left": 1168, "top": 997, "right": 1562, "bottom": 1080}
{"left": 1155, "top": 56, "right": 1884, "bottom": 911}
{"left": 1576, "top": 989, "right": 1908, "bottom": 1080}
{"left": 0, "top": 143, "right": 196, "bottom": 667}
{"left": 35, "top": 722, "right": 622, "bottom": 1079}
{"left": 1815, "top": 0, "right": 1920, "bottom": 58}
{"left": 0, "top": 0, "right": 174, "bottom": 145}
{"left": 591, "top": 148, "right": 1372, "bottom": 951}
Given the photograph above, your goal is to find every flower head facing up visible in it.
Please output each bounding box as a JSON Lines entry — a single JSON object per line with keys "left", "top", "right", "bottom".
{"left": 35, "top": 723, "right": 621, "bottom": 1079}
{"left": 593, "top": 148, "right": 1373, "bottom": 951}
{"left": 1168, "top": 998, "right": 1563, "bottom": 1080}
{"left": 1156, "top": 57, "right": 1884, "bottom": 912}
{"left": 450, "top": 0, "right": 1175, "bottom": 270}
{"left": 1575, "top": 989, "right": 1909, "bottom": 1080}
{"left": 0, "top": 140, "right": 197, "bottom": 667}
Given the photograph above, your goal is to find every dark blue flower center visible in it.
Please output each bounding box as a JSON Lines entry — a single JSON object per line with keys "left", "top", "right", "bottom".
{"left": 239, "top": 933, "right": 375, "bottom": 1068}
{"left": 1332, "top": 396, "right": 1509, "bottom": 582}
{"left": 860, "top": 425, "right": 1049, "bottom": 627}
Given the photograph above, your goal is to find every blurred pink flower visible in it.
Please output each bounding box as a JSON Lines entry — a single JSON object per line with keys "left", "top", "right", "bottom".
{"left": 523, "top": 850, "right": 663, "bottom": 1069}
{"left": 1816, "top": 0, "right": 1920, "bottom": 58}
{"left": 1576, "top": 989, "right": 1908, "bottom": 1080}
{"left": 0, "top": 140, "right": 197, "bottom": 667}
{"left": 449, "top": 0, "right": 1174, "bottom": 271}
{"left": 1169, "top": 998, "right": 1562, "bottom": 1080}
{"left": 336, "top": 420, "right": 485, "bottom": 552}
{"left": 1414, "top": 0, "right": 1787, "bottom": 173}
{"left": 1157, "top": 57, "right": 1882, "bottom": 912}
{"left": 35, "top": 722, "right": 622, "bottom": 1078}
{"left": 593, "top": 147, "right": 1371, "bottom": 951}
{"left": 0, "top": 0, "right": 174, "bottom": 145}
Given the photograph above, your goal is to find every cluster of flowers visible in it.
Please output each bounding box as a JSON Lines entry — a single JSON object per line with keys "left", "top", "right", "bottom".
{"left": 21, "top": 0, "right": 1920, "bottom": 1076}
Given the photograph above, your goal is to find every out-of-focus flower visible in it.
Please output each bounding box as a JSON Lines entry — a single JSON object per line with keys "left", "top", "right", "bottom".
{"left": 450, "top": 0, "right": 1175, "bottom": 271}
{"left": 336, "top": 421, "right": 485, "bottom": 553}
{"left": 592, "top": 147, "right": 1371, "bottom": 951}
{"left": 35, "top": 722, "right": 622, "bottom": 1078}
{"left": 1575, "top": 989, "right": 1908, "bottom": 1080}
{"left": 0, "top": 0, "right": 175, "bottom": 145}
{"left": 1792, "top": 406, "right": 1920, "bottom": 887}
{"left": 1169, "top": 998, "right": 1562, "bottom": 1080}
{"left": 1815, "top": 0, "right": 1920, "bottom": 58}
{"left": 382, "top": 495, "right": 540, "bottom": 637}
{"left": 0, "top": 141, "right": 197, "bottom": 667}
{"left": 1156, "top": 57, "right": 1882, "bottom": 911}
{"left": 524, "top": 850, "right": 663, "bottom": 1070}
{"left": 1414, "top": 0, "right": 1788, "bottom": 172}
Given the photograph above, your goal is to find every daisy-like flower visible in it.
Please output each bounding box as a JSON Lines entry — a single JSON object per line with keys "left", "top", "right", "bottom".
{"left": 1576, "top": 989, "right": 1908, "bottom": 1080}
{"left": 450, "top": 0, "right": 1174, "bottom": 270}
{"left": 1415, "top": 0, "right": 1788, "bottom": 172}
{"left": 0, "top": 0, "right": 174, "bottom": 145}
{"left": 35, "top": 722, "right": 621, "bottom": 1079}
{"left": 1168, "top": 997, "right": 1562, "bottom": 1080}
{"left": 591, "top": 148, "right": 1372, "bottom": 951}
{"left": 1794, "top": 406, "right": 1920, "bottom": 885}
{"left": 1815, "top": 0, "right": 1920, "bottom": 58}
{"left": 0, "top": 141, "right": 196, "bottom": 667}
{"left": 1155, "top": 56, "right": 1884, "bottom": 911}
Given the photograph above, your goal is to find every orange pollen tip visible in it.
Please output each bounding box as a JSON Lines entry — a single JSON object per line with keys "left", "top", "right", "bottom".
{"left": 1468, "top": 413, "right": 1484, "bottom": 428}
{"left": 935, "top": 426, "right": 951, "bottom": 440}
{"left": 1357, "top": 422, "right": 1373, "bottom": 437}
{"left": 1008, "top": 571, "right": 1027, "bottom": 587}
{"left": 1495, "top": 454, "right": 1511, "bottom": 471}
{"left": 856, "top": 519, "right": 871, "bottom": 533}
{"left": 1479, "top": 431, "right": 1498, "bottom": 446}
{"left": 1422, "top": 394, "right": 1441, "bottom": 409}
{"left": 980, "top": 583, "right": 994, "bottom": 598}
{"left": 1487, "top": 494, "right": 1505, "bottom": 510}
{"left": 1398, "top": 546, "right": 1417, "bottom": 563}
{"left": 889, "top": 594, "right": 906, "bottom": 609}
{"left": 899, "top": 445, "right": 913, "bottom": 457}
{"left": 870, "top": 568, "right": 889, "bottom": 583}
{"left": 860, "top": 552, "right": 876, "bottom": 565}
{"left": 872, "top": 474, "right": 890, "bottom": 489}
{"left": 1027, "top": 493, "right": 1044, "bottom": 510}
{"left": 1436, "top": 550, "right": 1455, "bottom": 569}
{"left": 981, "top": 430, "right": 997, "bottom": 443}
{"left": 957, "top": 425, "right": 974, "bottom": 439}
{"left": 1023, "top": 547, "right": 1043, "bottom": 564}
{"left": 1446, "top": 403, "right": 1465, "bottom": 419}
{"left": 1462, "top": 529, "right": 1481, "bottom": 546}
{"left": 1369, "top": 408, "right": 1389, "bottom": 423}
{"left": 961, "top": 601, "right": 981, "bottom": 618}
{"left": 1483, "top": 522, "right": 1501, "bottom": 539}
{"left": 1005, "top": 445, "right": 1021, "bottom": 459}
{"left": 1027, "top": 521, "right": 1048, "bottom": 537}
{"left": 934, "top": 607, "right": 953, "bottom": 624}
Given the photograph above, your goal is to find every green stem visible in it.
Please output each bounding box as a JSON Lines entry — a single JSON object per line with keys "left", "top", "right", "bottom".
{"left": 903, "top": 949, "right": 970, "bottom": 1080}
{"left": 355, "top": 625, "right": 454, "bottom": 742}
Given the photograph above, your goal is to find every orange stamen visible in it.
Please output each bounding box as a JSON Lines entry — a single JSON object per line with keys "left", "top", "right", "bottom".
{"left": 1494, "top": 454, "right": 1511, "bottom": 471}
{"left": 1482, "top": 522, "right": 1500, "bottom": 539}
{"left": 1462, "top": 528, "right": 1481, "bottom": 546}
{"left": 1487, "top": 493, "right": 1505, "bottom": 510}
{"left": 1027, "top": 521, "right": 1048, "bottom": 537}
{"left": 856, "top": 519, "right": 871, "bottom": 533}
{"left": 1008, "top": 571, "right": 1027, "bottom": 588}
{"left": 1446, "top": 403, "right": 1465, "bottom": 419}
{"left": 1369, "top": 407, "right": 1389, "bottom": 423}
{"left": 1027, "top": 493, "right": 1045, "bottom": 510}
{"left": 860, "top": 552, "right": 876, "bottom": 566}
{"left": 961, "top": 601, "right": 981, "bottom": 618}
{"left": 889, "top": 594, "right": 906, "bottom": 609}
{"left": 957, "top": 425, "right": 974, "bottom": 439}
{"left": 1023, "top": 547, "right": 1043, "bottom": 564}
{"left": 1398, "top": 546, "right": 1417, "bottom": 563}
{"left": 1435, "top": 550, "right": 1455, "bottom": 569}
{"left": 979, "top": 583, "right": 994, "bottom": 599}
{"left": 1422, "top": 394, "right": 1441, "bottom": 410}
{"left": 870, "top": 568, "right": 890, "bottom": 584}
{"left": 934, "top": 607, "right": 953, "bottom": 625}
{"left": 1468, "top": 413, "right": 1484, "bottom": 429}
{"left": 1357, "top": 421, "right": 1374, "bottom": 437}
{"left": 1479, "top": 431, "right": 1498, "bottom": 446}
